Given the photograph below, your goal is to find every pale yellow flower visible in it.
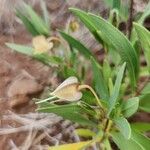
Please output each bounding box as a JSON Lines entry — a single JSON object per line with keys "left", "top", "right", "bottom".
{"left": 51, "top": 76, "right": 102, "bottom": 107}
{"left": 37, "top": 76, "right": 102, "bottom": 108}
{"left": 51, "top": 76, "right": 82, "bottom": 101}
{"left": 32, "top": 35, "right": 53, "bottom": 54}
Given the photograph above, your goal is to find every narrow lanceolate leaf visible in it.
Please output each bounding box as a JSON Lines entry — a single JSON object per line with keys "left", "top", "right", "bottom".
{"left": 111, "top": 131, "right": 144, "bottom": 150}
{"left": 49, "top": 141, "right": 91, "bottom": 150}
{"left": 113, "top": 0, "right": 121, "bottom": 10}
{"left": 75, "top": 128, "right": 96, "bottom": 138}
{"left": 59, "top": 31, "right": 94, "bottom": 59}
{"left": 139, "top": 93, "right": 150, "bottom": 113}
{"left": 6, "top": 43, "right": 33, "bottom": 56}
{"left": 108, "top": 63, "right": 126, "bottom": 115}
{"left": 34, "top": 53, "right": 63, "bottom": 65}
{"left": 69, "top": 8, "right": 103, "bottom": 43}
{"left": 134, "top": 23, "right": 150, "bottom": 71}
{"left": 91, "top": 57, "right": 109, "bottom": 101}
{"left": 121, "top": 97, "right": 139, "bottom": 118}
{"left": 141, "top": 82, "right": 150, "bottom": 95}
{"left": 23, "top": 2, "right": 50, "bottom": 36}
{"left": 114, "top": 117, "right": 131, "bottom": 139}
{"left": 40, "top": 0, "right": 50, "bottom": 28}
{"left": 102, "top": 59, "right": 111, "bottom": 85}
{"left": 131, "top": 122, "right": 150, "bottom": 133}
{"left": 37, "top": 103, "right": 96, "bottom": 127}
{"left": 16, "top": 10, "right": 40, "bottom": 36}
{"left": 69, "top": 8, "right": 139, "bottom": 88}
{"left": 131, "top": 129, "right": 150, "bottom": 150}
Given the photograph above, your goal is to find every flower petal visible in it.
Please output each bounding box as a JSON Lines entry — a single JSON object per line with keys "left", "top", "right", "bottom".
{"left": 32, "top": 35, "right": 53, "bottom": 53}
{"left": 53, "top": 76, "right": 78, "bottom": 93}
{"left": 51, "top": 83, "right": 82, "bottom": 101}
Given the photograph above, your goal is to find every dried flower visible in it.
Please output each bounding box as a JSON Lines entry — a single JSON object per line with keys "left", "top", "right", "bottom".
{"left": 36, "top": 76, "right": 102, "bottom": 108}
{"left": 51, "top": 76, "right": 82, "bottom": 101}
{"left": 32, "top": 35, "right": 53, "bottom": 54}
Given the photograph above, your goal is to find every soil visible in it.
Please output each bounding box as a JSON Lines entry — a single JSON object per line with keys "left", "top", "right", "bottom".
{"left": 0, "top": 25, "right": 53, "bottom": 149}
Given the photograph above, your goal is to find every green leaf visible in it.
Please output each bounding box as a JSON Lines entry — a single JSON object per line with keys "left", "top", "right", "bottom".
{"left": 139, "top": 93, "right": 150, "bottom": 113}
{"left": 40, "top": 0, "right": 50, "bottom": 28}
{"left": 108, "top": 63, "right": 126, "bottom": 115}
{"left": 131, "top": 129, "right": 150, "bottom": 150}
{"left": 134, "top": 23, "right": 150, "bottom": 71}
{"left": 108, "top": 78, "right": 114, "bottom": 95}
{"left": 69, "top": 8, "right": 103, "bottom": 43}
{"left": 114, "top": 117, "right": 131, "bottom": 139}
{"left": 62, "top": 66, "right": 77, "bottom": 78}
{"left": 16, "top": 9, "right": 39, "bottom": 36}
{"left": 6, "top": 43, "right": 33, "bottom": 56}
{"left": 37, "top": 103, "right": 96, "bottom": 127}
{"left": 102, "top": 59, "right": 111, "bottom": 85}
{"left": 138, "top": 82, "right": 150, "bottom": 113}
{"left": 22, "top": 2, "right": 50, "bottom": 36}
{"left": 34, "top": 53, "right": 63, "bottom": 65}
{"left": 103, "top": 138, "right": 112, "bottom": 150}
{"left": 113, "top": 0, "right": 121, "bottom": 10}
{"left": 91, "top": 57, "right": 109, "bottom": 101}
{"left": 103, "top": 0, "right": 121, "bottom": 10}
{"left": 141, "top": 82, "right": 150, "bottom": 95}
{"left": 75, "top": 128, "right": 96, "bottom": 137}
{"left": 121, "top": 97, "right": 139, "bottom": 118}
{"left": 111, "top": 131, "right": 144, "bottom": 150}
{"left": 82, "top": 91, "right": 97, "bottom": 105}
{"left": 59, "top": 31, "right": 94, "bottom": 59}
{"left": 69, "top": 8, "right": 139, "bottom": 88}
{"left": 131, "top": 122, "right": 150, "bottom": 133}
{"left": 140, "top": 66, "right": 149, "bottom": 77}
{"left": 103, "top": 0, "right": 113, "bottom": 8}
{"left": 49, "top": 140, "right": 91, "bottom": 150}
{"left": 119, "top": 2, "right": 129, "bottom": 21}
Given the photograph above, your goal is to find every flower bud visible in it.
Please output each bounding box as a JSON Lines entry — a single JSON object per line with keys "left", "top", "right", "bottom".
{"left": 69, "top": 20, "right": 79, "bottom": 32}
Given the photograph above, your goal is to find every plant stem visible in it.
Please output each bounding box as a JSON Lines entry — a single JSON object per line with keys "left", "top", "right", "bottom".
{"left": 78, "top": 84, "right": 103, "bottom": 108}
{"left": 98, "top": 119, "right": 112, "bottom": 148}
{"left": 35, "top": 96, "right": 56, "bottom": 104}
{"left": 127, "top": 0, "right": 134, "bottom": 39}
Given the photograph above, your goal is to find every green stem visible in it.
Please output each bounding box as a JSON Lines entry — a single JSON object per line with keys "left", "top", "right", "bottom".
{"left": 35, "top": 96, "right": 56, "bottom": 104}
{"left": 98, "top": 119, "right": 112, "bottom": 148}
{"left": 78, "top": 84, "right": 103, "bottom": 108}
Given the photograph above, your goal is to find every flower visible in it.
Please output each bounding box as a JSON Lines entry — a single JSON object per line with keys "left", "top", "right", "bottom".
{"left": 32, "top": 35, "right": 53, "bottom": 54}
{"left": 36, "top": 76, "right": 102, "bottom": 108}
{"left": 51, "top": 76, "right": 82, "bottom": 101}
